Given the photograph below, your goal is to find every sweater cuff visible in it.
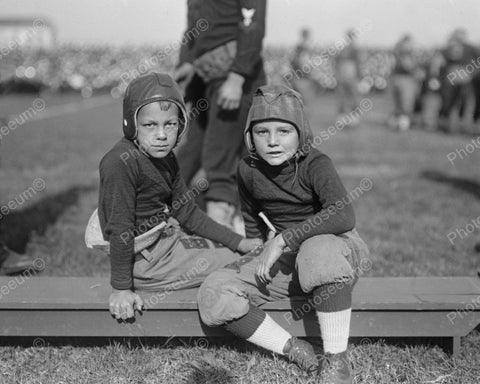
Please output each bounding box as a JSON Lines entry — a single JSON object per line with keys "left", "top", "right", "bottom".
{"left": 110, "top": 278, "right": 133, "bottom": 291}
{"left": 226, "top": 232, "right": 243, "bottom": 252}
{"left": 281, "top": 229, "right": 302, "bottom": 252}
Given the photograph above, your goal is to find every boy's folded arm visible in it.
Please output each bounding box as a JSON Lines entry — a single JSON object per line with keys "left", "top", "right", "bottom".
{"left": 170, "top": 170, "right": 242, "bottom": 251}
{"left": 281, "top": 154, "right": 356, "bottom": 252}
{"left": 281, "top": 204, "right": 355, "bottom": 252}
{"left": 180, "top": 206, "right": 243, "bottom": 251}
{"left": 99, "top": 155, "right": 138, "bottom": 290}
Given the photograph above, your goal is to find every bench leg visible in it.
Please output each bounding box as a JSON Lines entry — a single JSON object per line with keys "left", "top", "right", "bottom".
{"left": 441, "top": 336, "right": 461, "bottom": 356}
{"left": 452, "top": 336, "right": 461, "bottom": 356}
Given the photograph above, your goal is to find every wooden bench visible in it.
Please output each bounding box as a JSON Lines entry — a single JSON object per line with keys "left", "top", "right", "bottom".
{"left": 1, "top": 276, "right": 479, "bottom": 355}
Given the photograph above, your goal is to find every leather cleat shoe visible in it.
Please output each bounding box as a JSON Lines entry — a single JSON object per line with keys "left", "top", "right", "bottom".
{"left": 318, "top": 350, "right": 352, "bottom": 384}
{"left": 0, "top": 243, "right": 38, "bottom": 275}
{"left": 282, "top": 337, "right": 319, "bottom": 374}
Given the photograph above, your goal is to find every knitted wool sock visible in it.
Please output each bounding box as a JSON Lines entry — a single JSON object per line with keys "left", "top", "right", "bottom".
{"left": 225, "top": 304, "right": 291, "bottom": 355}
{"left": 313, "top": 281, "right": 354, "bottom": 354}
{"left": 316, "top": 308, "right": 351, "bottom": 354}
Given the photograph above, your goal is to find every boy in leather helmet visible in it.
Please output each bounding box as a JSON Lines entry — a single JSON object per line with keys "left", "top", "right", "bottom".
{"left": 197, "top": 85, "right": 369, "bottom": 382}
{"left": 97, "top": 73, "right": 261, "bottom": 320}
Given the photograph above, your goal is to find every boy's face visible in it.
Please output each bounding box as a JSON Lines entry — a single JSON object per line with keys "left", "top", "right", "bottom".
{"left": 136, "top": 102, "right": 179, "bottom": 159}
{"left": 251, "top": 120, "right": 299, "bottom": 166}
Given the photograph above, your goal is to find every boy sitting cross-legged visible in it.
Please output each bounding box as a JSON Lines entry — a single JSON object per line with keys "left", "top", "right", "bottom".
{"left": 197, "top": 85, "right": 369, "bottom": 383}
{"left": 97, "top": 72, "right": 261, "bottom": 320}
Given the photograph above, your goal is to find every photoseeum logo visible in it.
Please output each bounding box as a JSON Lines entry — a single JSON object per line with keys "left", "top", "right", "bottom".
{"left": 0, "top": 178, "right": 47, "bottom": 220}
{"left": 118, "top": 18, "right": 209, "bottom": 86}
{"left": 447, "top": 136, "right": 480, "bottom": 165}
{"left": 0, "top": 99, "right": 47, "bottom": 141}
{"left": 283, "top": 19, "right": 372, "bottom": 84}
{"left": 283, "top": 177, "right": 373, "bottom": 245}
{"left": 0, "top": 258, "right": 46, "bottom": 300}
{"left": 0, "top": 19, "right": 46, "bottom": 60}
{"left": 447, "top": 215, "right": 480, "bottom": 245}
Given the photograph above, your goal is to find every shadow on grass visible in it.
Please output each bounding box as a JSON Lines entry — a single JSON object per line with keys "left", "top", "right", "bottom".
{"left": 185, "top": 363, "right": 235, "bottom": 384}
{"left": 421, "top": 170, "right": 480, "bottom": 200}
{"left": 0, "top": 185, "right": 95, "bottom": 253}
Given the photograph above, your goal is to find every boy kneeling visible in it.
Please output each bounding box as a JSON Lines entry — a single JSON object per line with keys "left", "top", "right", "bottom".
{"left": 197, "top": 85, "right": 369, "bottom": 383}
{"left": 98, "top": 73, "right": 260, "bottom": 320}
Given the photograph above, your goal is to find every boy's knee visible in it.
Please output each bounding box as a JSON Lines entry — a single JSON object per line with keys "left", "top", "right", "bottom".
{"left": 296, "top": 235, "right": 355, "bottom": 293}
{"left": 197, "top": 270, "right": 250, "bottom": 327}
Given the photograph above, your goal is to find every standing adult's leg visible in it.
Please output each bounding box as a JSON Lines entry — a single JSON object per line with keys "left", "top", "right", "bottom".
{"left": 438, "top": 79, "right": 455, "bottom": 132}
{"left": 202, "top": 65, "right": 266, "bottom": 222}
{"left": 398, "top": 75, "right": 418, "bottom": 131}
{"left": 336, "top": 79, "right": 347, "bottom": 116}
{"left": 472, "top": 74, "right": 480, "bottom": 124}
{"left": 176, "top": 75, "right": 208, "bottom": 186}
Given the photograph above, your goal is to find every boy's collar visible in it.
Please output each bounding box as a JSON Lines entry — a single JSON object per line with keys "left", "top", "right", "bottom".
{"left": 254, "top": 155, "right": 298, "bottom": 175}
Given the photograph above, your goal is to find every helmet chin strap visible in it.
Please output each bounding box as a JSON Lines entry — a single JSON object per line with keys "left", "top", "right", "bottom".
{"left": 133, "top": 139, "right": 152, "bottom": 158}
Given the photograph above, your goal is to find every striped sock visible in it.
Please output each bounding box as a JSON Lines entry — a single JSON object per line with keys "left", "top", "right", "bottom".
{"left": 225, "top": 304, "right": 291, "bottom": 355}
{"left": 313, "top": 281, "right": 354, "bottom": 354}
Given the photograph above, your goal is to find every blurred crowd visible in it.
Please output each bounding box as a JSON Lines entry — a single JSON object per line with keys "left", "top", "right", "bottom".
{"left": 0, "top": 44, "right": 178, "bottom": 98}
{"left": 0, "top": 43, "right": 396, "bottom": 97}
{"left": 384, "top": 28, "right": 480, "bottom": 134}
{"left": 286, "top": 27, "right": 480, "bottom": 134}
{"left": 1, "top": 27, "right": 480, "bottom": 134}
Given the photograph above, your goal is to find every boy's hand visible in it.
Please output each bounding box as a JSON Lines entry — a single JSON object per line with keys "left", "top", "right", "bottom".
{"left": 174, "top": 63, "right": 195, "bottom": 93}
{"left": 109, "top": 289, "right": 144, "bottom": 320}
{"left": 217, "top": 72, "right": 245, "bottom": 110}
{"left": 237, "top": 237, "right": 263, "bottom": 254}
{"left": 255, "top": 235, "right": 287, "bottom": 284}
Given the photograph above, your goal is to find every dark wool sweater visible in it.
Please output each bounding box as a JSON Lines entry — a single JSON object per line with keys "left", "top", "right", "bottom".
{"left": 99, "top": 138, "right": 242, "bottom": 290}
{"left": 179, "top": 0, "right": 265, "bottom": 78}
{"left": 237, "top": 149, "right": 355, "bottom": 252}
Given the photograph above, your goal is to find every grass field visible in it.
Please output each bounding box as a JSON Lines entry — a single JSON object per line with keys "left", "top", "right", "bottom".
{"left": 0, "top": 90, "right": 479, "bottom": 383}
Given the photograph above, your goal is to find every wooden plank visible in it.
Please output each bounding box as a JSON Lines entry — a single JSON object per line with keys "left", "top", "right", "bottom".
{"left": 1, "top": 276, "right": 479, "bottom": 355}
{"left": 1, "top": 276, "right": 480, "bottom": 311}
{"left": 1, "top": 309, "right": 479, "bottom": 339}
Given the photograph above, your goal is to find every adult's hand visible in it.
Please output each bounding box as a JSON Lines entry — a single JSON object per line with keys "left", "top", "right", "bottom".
{"left": 109, "top": 289, "right": 144, "bottom": 321}
{"left": 174, "top": 62, "right": 195, "bottom": 93}
{"left": 217, "top": 72, "right": 245, "bottom": 110}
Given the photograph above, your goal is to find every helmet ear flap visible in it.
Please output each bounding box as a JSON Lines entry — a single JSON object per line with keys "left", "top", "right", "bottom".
{"left": 245, "top": 126, "right": 256, "bottom": 154}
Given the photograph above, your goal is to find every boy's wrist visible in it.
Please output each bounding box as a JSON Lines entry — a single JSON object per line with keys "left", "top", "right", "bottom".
{"left": 274, "top": 234, "right": 287, "bottom": 249}
{"left": 227, "top": 72, "right": 245, "bottom": 86}
{"left": 112, "top": 288, "right": 132, "bottom": 292}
